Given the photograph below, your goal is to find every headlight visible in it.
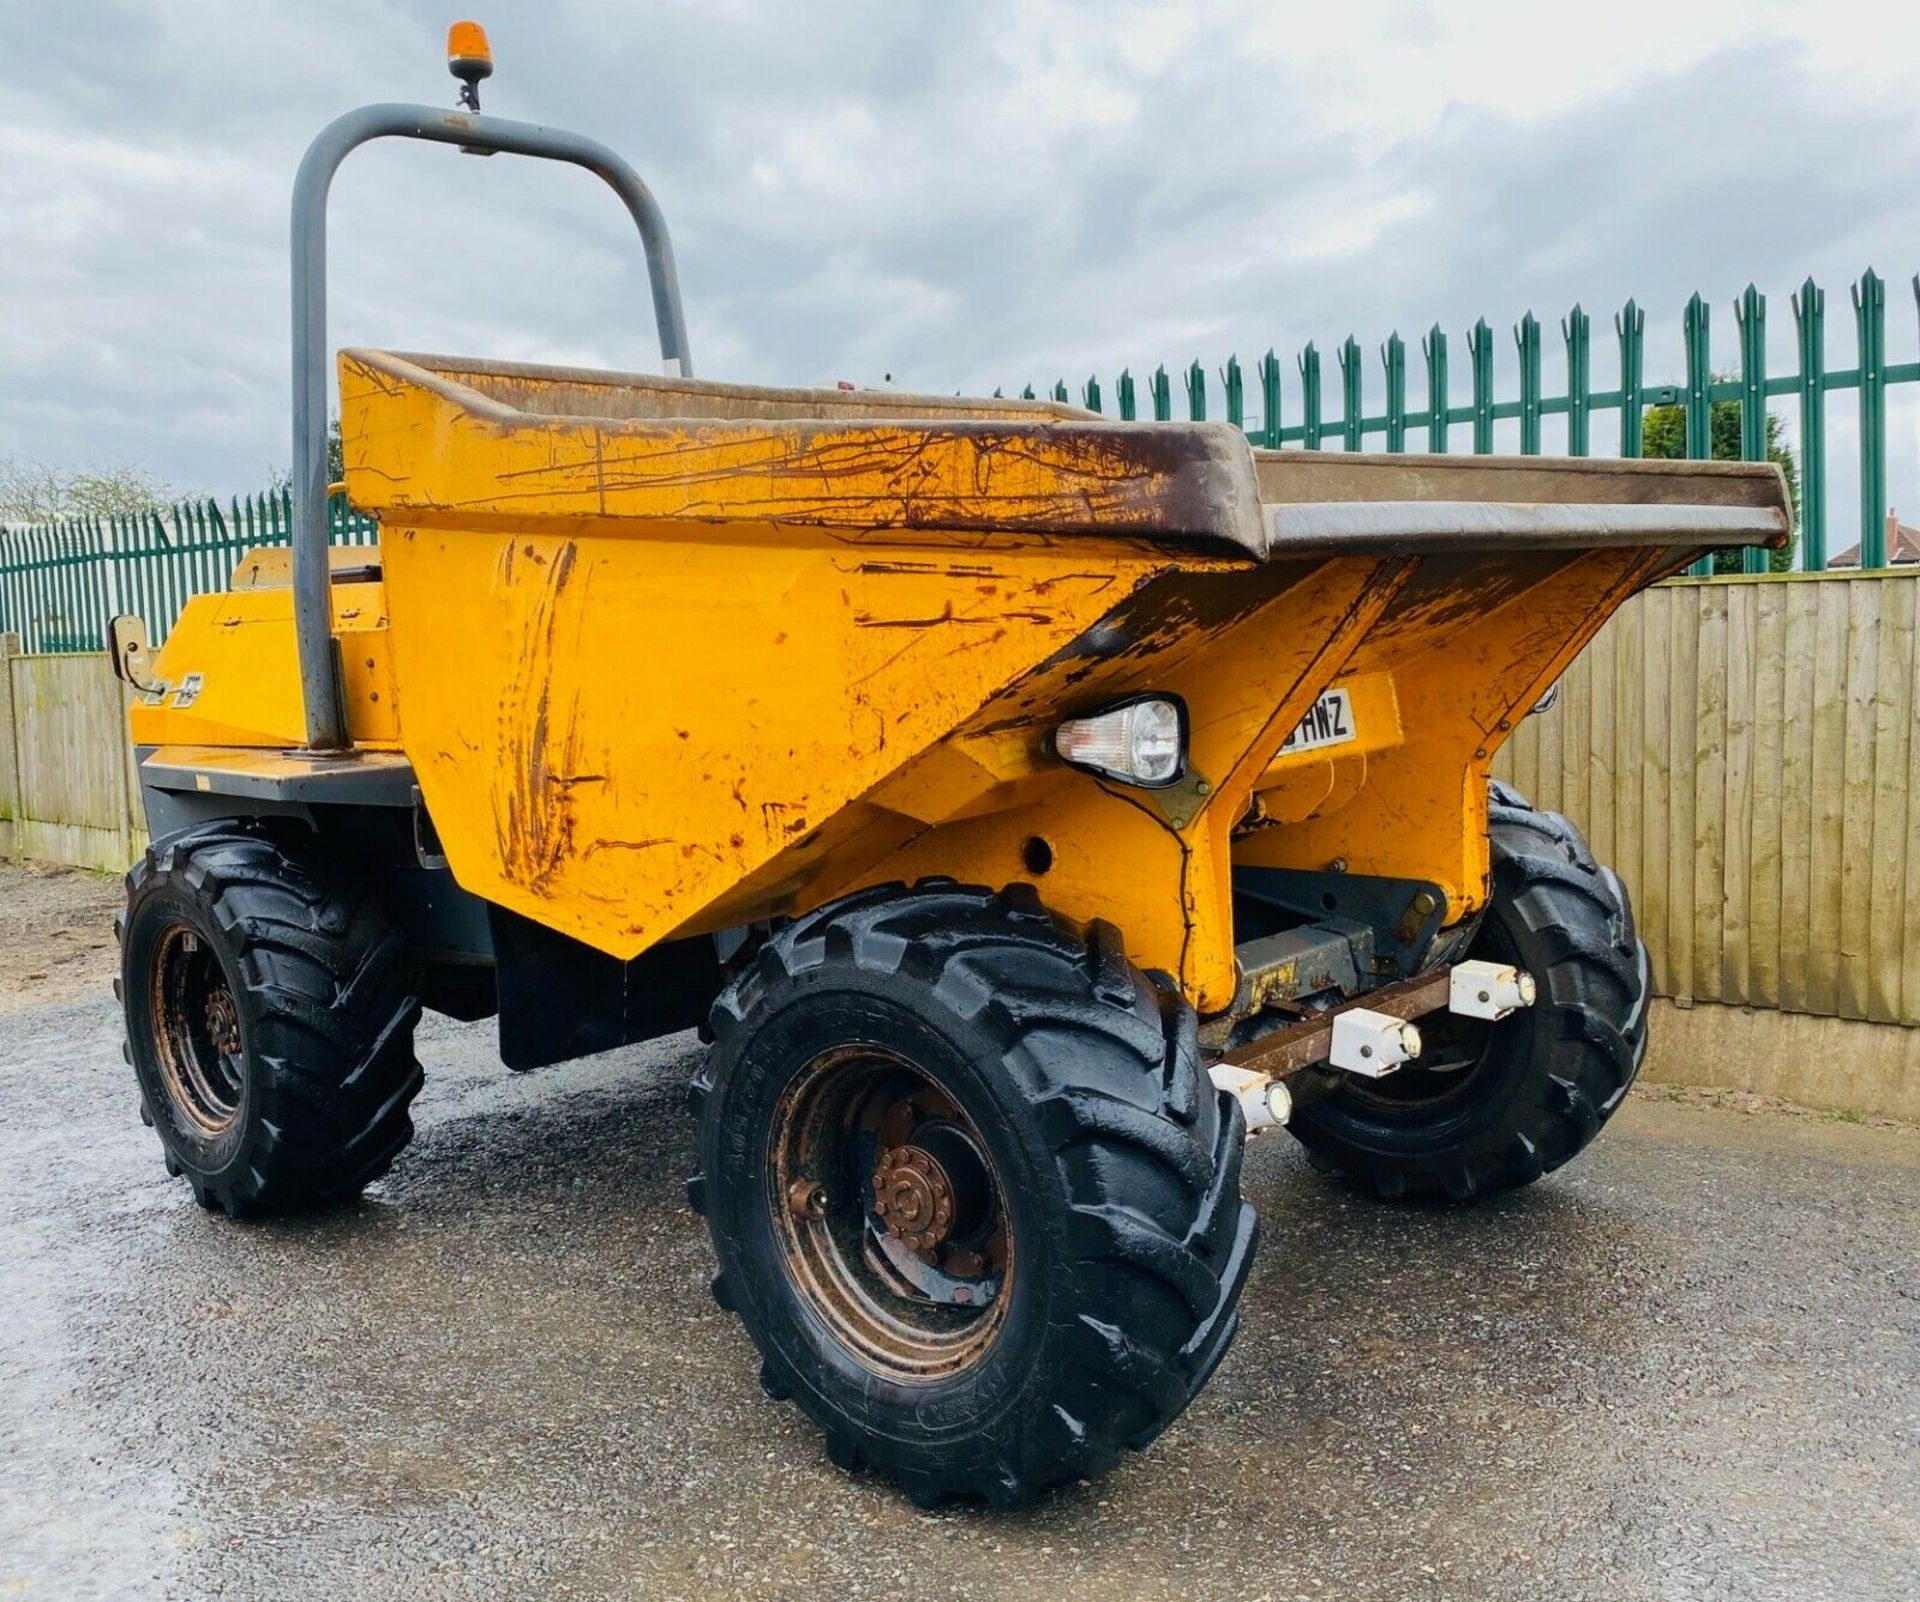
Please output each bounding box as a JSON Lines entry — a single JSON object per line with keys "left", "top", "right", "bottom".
{"left": 1054, "top": 695, "right": 1187, "bottom": 788}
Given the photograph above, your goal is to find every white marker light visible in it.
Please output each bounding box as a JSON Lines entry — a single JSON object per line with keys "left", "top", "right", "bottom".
{"left": 1054, "top": 696, "right": 1186, "bottom": 787}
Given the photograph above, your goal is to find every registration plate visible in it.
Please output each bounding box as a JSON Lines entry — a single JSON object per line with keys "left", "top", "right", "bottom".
{"left": 1279, "top": 687, "right": 1357, "bottom": 756}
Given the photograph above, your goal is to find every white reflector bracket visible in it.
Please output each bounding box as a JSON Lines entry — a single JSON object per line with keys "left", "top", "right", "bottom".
{"left": 1449, "top": 959, "right": 1537, "bottom": 1021}
{"left": 1207, "top": 1063, "right": 1292, "bottom": 1132}
{"left": 1329, "top": 1008, "right": 1422, "bottom": 1078}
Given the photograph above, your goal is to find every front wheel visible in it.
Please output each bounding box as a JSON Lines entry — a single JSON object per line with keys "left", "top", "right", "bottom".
{"left": 686, "top": 883, "right": 1257, "bottom": 1507}
{"left": 119, "top": 823, "right": 424, "bottom": 1216}
{"left": 1287, "top": 783, "right": 1649, "bottom": 1201}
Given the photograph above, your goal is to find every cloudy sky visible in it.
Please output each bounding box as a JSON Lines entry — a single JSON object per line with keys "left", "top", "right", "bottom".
{"left": 4, "top": 0, "right": 1919, "bottom": 536}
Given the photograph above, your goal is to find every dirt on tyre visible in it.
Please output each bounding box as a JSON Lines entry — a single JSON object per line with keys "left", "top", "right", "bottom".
{"left": 1286, "top": 781, "right": 1648, "bottom": 1202}
{"left": 686, "top": 882, "right": 1258, "bottom": 1507}
{"left": 119, "top": 822, "right": 424, "bottom": 1217}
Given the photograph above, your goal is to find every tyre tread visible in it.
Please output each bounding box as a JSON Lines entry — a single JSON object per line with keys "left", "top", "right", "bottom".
{"left": 693, "top": 882, "right": 1256, "bottom": 1506}
{"left": 121, "top": 822, "right": 423, "bottom": 1216}
{"left": 1289, "top": 783, "right": 1648, "bottom": 1201}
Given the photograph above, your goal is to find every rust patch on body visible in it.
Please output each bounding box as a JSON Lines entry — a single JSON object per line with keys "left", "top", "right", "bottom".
{"left": 495, "top": 539, "right": 588, "bottom": 894}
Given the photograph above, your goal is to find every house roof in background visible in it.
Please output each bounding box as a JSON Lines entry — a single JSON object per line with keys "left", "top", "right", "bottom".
{"left": 1828, "top": 519, "right": 1920, "bottom": 567}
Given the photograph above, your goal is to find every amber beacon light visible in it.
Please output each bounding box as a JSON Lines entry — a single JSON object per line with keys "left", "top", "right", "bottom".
{"left": 447, "top": 21, "right": 493, "bottom": 109}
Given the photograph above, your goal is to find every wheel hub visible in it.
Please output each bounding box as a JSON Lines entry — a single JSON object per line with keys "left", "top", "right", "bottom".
{"left": 768, "top": 1047, "right": 1013, "bottom": 1381}
{"left": 871, "top": 1145, "right": 956, "bottom": 1254}
{"left": 148, "top": 921, "right": 245, "bottom": 1137}
{"left": 204, "top": 989, "right": 241, "bottom": 1059}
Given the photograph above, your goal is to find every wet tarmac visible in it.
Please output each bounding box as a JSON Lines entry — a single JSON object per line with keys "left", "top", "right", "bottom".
{"left": 3, "top": 973, "right": 1916, "bottom": 1600}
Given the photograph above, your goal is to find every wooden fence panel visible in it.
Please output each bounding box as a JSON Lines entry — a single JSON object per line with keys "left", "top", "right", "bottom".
{"left": 1, "top": 570, "right": 1914, "bottom": 1026}
{"left": 7, "top": 652, "right": 140, "bottom": 872}
{"left": 1747, "top": 583, "right": 1787, "bottom": 1007}
{"left": 1497, "top": 570, "right": 1920, "bottom": 1027}
{"left": 1585, "top": 616, "right": 1617, "bottom": 874}
{"left": 0, "top": 634, "right": 19, "bottom": 855}
{"left": 1803, "top": 583, "right": 1851, "bottom": 1014}
{"left": 1868, "top": 579, "right": 1915, "bottom": 1023}
{"left": 1720, "top": 584, "right": 1754, "bottom": 1007}
{"left": 1691, "top": 585, "right": 1727, "bottom": 1003}
{"left": 1607, "top": 603, "right": 1643, "bottom": 918}
{"left": 1776, "top": 583, "right": 1820, "bottom": 1013}
{"left": 1639, "top": 587, "right": 1674, "bottom": 996}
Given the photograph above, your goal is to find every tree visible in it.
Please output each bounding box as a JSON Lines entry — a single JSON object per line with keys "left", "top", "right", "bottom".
{"left": 0, "top": 454, "right": 180, "bottom": 525}
{"left": 1640, "top": 385, "right": 1801, "bottom": 573}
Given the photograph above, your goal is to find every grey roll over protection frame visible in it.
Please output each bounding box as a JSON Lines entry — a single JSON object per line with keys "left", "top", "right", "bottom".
{"left": 289, "top": 103, "right": 693, "bottom": 750}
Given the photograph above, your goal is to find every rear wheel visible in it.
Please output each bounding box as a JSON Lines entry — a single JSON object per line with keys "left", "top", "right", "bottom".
{"left": 119, "top": 823, "right": 424, "bottom": 1216}
{"left": 687, "top": 882, "right": 1258, "bottom": 1506}
{"left": 1287, "top": 782, "right": 1648, "bottom": 1201}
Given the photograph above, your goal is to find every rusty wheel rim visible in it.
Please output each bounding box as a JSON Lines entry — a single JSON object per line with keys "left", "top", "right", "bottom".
{"left": 148, "top": 922, "right": 245, "bottom": 1137}
{"left": 770, "top": 1045, "right": 1012, "bottom": 1383}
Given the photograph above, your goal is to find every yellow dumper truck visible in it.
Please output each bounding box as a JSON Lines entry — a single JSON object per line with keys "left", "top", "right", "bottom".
{"left": 111, "top": 32, "right": 1790, "bottom": 1506}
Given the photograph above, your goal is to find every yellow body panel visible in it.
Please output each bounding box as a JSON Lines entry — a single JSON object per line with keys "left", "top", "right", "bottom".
{"left": 378, "top": 518, "right": 1174, "bottom": 956}
{"left": 133, "top": 350, "right": 1789, "bottom": 1020}
{"left": 131, "top": 582, "right": 398, "bottom": 749}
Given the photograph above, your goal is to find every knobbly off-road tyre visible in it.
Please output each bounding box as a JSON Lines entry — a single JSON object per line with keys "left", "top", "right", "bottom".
{"left": 119, "top": 822, "right": 423, "bottom": 1217}
{"left": 686, "top": 882, "right": 1258, "bottom": 1507}
{"left": 1287, "top": 781, "right": 1648, "bottom": 1202}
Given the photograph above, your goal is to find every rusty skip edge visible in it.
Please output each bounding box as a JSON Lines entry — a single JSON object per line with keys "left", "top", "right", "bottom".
{"left": 342, "top": 349, "right": 1789, "bottom": 561}
{"left": 341, "top": 348, "right": 1270, "bottom": 555}
{"left": 1264, "top": 498, "right": 1791, "bottom": 555}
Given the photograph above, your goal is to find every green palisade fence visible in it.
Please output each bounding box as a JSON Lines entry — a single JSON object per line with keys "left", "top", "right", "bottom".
{"left": 1017, "top": 269, "right": 1920, "bottom": 574}
{"left": 3, "top": 267, "right": 1913, "bottom": 650}
{"left": 0, "top": 489, "right": 376, "bottom": 654}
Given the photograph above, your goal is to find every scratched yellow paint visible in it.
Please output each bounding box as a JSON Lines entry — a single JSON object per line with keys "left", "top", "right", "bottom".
{"left": 376, "top": 517, "right": 1171, "bottom": 960}
{"left": 336, "top": 350, "right": 1258, "bottom": 541}
{"left": 831, "top": 555, "right": 1416, "bottom": 1008}
{"left": 131, "top": 349, "right": 1749, "bottom": 1020}
{"left": 1234, "top": 545, "right": 1662, "bottom": 921}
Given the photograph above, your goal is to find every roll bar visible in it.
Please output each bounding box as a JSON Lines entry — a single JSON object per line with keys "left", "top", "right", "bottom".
{"left": 290, "top": 103, "right": 692, "bottom": 749}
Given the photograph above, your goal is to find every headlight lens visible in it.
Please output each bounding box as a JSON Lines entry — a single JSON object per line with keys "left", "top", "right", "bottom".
{"left": 1054, "top": 696, "right": 1186, "bottom": 787}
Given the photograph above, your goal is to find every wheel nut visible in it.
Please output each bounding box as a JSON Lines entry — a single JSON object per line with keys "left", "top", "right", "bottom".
{"left": 787, "top": 1179, "right": 828, "bottom": 1220}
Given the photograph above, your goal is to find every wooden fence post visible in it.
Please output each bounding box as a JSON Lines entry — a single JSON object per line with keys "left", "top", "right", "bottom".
{"left": 118, "top": 675, "right": 146, "bottom": 866}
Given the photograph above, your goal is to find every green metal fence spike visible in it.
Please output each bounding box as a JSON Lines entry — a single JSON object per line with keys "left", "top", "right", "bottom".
{"left": 1298, "top": 342, "right": 1324, "bottom": 450}
{"left": 1616, "top": 298, "right": 1645, "bottom": 459}
{"left": 1051, "top": 380, "right": 1069, "bottom": 405}
{"left": 1562, "top": 304, "right": 1591, "bottom": 457}
{"left": 1259, "top": 349, "right": 1281, "bottom": 449}
{"left": 1083, "top": 374, "right": 1102, "bottom": 414}
{"left": 1467, "top": 318, "right": 1494, "bottom": 453}
{"left": 1853, "top": 268, "right": 1888, "bottom": 568}
{"left": 1683, "top": 292, "right": 1711, "bottom": 455}
{"left": 1735, "top": 284, "right": 1770, "bottom": 573}
{"left": 1220, "top": 355, "right": 1243, "bottom": 431}
{"left": 1682, "top": 292, "right": 1715, "bottom": 573}
{"left": 1185, "top": 359, "right": 1206, "bottom": 422}
{"left": 1020, "top": 384, "right": 1035, "bottom": 401}
{"left": 1118, "top": 367, "right": 1137, "bottom": 422}
{"left": 1382, "top": 332, "right": 1407, "bottom": 453}
{"left": 1514, "top": 312, "right": 1543, "bottom": 455}
{"left": 1151, "top": 364, "right": 1172, "bottom": 422}
{"left": 1422, "top": 324, "right": 1448, "bottom": 453}
{"left": 1338, "top": 337, "right": 1363, "bottom": 451}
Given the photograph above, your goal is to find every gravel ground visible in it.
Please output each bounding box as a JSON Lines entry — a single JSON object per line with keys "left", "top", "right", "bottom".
{"left": 1, "top": 861, "right": 1916, "bottom": 1601}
